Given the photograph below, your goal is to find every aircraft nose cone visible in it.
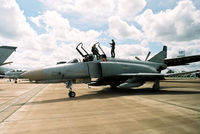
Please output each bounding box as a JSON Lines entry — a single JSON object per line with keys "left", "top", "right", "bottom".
{"left": 21, "top": 69, "right": 44, "bottom": 80}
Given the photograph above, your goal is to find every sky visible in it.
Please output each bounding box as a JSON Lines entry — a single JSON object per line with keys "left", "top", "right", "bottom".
{"left": 0, "top": 0, "right": 200, "bottom": 72}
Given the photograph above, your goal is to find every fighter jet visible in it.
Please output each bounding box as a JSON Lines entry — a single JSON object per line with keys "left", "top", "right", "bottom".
{"left": 21, "top": 43, "right": 168, "bottom": 97}
{"left": 22, "top": 42, "right": 200, "bottom": 97}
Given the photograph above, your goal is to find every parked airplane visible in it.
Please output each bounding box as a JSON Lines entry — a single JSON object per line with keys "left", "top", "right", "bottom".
{"left": 21, "top": 43, "right": 200, "bottom": 98}
{"left": 0, "top": 46, "right": 17, "bottom": 66}
{"left": 0, "top": 66, "right": 13, "bottom": 78}
{"left": 165, "top": 70, "right": 200, "bottom": 77}
{"left": 0, "top": 69, "right": 26, "bottom": 83}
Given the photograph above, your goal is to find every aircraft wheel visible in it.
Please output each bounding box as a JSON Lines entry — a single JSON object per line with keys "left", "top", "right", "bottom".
{"left": 68, "top": 91, "right": 76, "bottom": 98}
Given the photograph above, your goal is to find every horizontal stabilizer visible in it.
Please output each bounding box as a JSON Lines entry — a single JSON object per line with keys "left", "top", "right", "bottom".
{"left": 118, "top": 73, "right": 165, "bottom": 81}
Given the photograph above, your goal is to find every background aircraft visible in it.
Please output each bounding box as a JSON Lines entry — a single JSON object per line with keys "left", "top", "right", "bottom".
{"left": 165, "top": 70, "right": 200, "bottom": 77}
{"left": 0, "top": 46, "right": 20, "bottom": 80}
{"left": 21, "top": 42, "right": 200, "bottom": 98}
{"left": 0, "top": 46, "right": 17, "bottom": 79}
{"left": 0, "top": 46, "right": 17, "bottom": 66}
{"left": 0, "top": 66, "right": 13, "bottom": 78}
{"left": 0, "top": 69, "right": 26, "bottom": 83}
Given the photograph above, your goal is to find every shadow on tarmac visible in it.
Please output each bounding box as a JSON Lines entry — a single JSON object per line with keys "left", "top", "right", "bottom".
{"left": 17, "top": 87, "right": 200, "bottom": 106}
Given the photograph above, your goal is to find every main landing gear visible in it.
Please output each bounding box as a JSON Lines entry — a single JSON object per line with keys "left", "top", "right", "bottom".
{"left": 66, "top": 81, "right": 76, "bottom": 98}
{"left": 152, "top": 80, "right": 160, "bottom": 91}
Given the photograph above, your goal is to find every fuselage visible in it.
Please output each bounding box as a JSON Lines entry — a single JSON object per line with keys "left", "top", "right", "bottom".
{"left": 21, "top": 57, "right": 167, "bottom": 83}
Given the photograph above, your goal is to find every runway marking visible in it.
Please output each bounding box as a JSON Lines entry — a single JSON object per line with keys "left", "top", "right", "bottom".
{"left": 0, "top": 84, "right": 49, "bottom": 123}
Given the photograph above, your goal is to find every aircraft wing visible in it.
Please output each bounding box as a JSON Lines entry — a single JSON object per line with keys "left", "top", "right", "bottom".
{"left": 120, "top": 70, "right": 200, "bottom": 78}
{"left": 0, "top": 46, "right": 17, "bottom": 65}
{"left": 164, "top": 55, "right": 200, "bottom": 67}
{"left": 118, "top": 73, "right": 165, "bottom": 80}
{"left": 114, "top": 73, "right": 164, "bottom": 88}
{"left": 89, "top": 73, "right": 165, "bottom": 87}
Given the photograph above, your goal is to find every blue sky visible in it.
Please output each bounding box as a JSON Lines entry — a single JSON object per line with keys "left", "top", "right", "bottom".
{"left": 16, "top": 0, "right": 44, "bottom": 17}
{"left": 0, "top": 0, "right": 200, "bottom": 71}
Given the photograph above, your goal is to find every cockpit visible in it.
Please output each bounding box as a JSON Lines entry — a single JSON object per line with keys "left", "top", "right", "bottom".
{"left": 76, "top": 42, "right": 107, "bottom": 62}
{"left": 56, "top": 59, "right": 80, "bottom": 65}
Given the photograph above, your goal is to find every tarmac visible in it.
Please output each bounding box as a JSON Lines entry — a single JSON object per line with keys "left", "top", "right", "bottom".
{"left": 0, "top": 78, "right": 200, "bottom": 134}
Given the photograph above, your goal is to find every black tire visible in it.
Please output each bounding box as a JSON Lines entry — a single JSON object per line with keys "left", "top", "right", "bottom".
{"left": 68, "top": 91, "right": 76, "bottom": 98}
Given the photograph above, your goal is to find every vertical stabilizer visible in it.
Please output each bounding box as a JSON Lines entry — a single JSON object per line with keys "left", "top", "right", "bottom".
{"left": 148, "top": 46, "right": 167, "bottom": 63}
{"left": 0, "top": 46, "right": 17, "bottom": 65}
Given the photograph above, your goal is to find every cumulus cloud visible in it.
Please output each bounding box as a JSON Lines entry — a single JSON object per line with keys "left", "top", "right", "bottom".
{"left": 30, "top": 11, "right": 101, "bottom": 43}
{"left": 38, "top": 0, "right": 147, "bottom": 23}
{"left": 0, "top": 0, "right": 36, "bottom": 39}
{"left": 136, "top": 0, "right": 200, "bottom": 42}
{"left": 118, "top": 0, "right": 146, "bottom": 19}
{"left": 30, "top": 11, "right": 71, "bottom": 41}
{"left": 0, "top": 0, "right": 101, "bottom": 69}
{"left": 39, "top": 0, "right": 115, "bottom": 19}
{"left": 108, "top": 16, "right": 143, "bottom": 40}
{"left": 115, "top": 44, "right": 149, "bottom": 59}
{"left": 75, "top": 0, "right": 115, "bottom": 16}
{"left": 38, "top": 0, "right": 75, "bottom": 12}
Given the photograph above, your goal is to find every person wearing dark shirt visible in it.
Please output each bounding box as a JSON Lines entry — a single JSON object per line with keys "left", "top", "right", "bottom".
{"left": 91, "top": 44, "right": 100, "bottom": 59}
{"left": 110, "top": 39, "right": 115, "bottom": 58}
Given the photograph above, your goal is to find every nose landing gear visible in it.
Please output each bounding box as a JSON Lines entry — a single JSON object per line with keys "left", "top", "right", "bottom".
{"left": 66, "top": 81, "right": 76, "bottom": 98}
{"left": 68, "top": 91, "right": 76, "bottom": 98}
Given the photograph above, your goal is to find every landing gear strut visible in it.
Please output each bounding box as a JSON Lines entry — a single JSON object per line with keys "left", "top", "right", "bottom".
{"left": 66, "top": 81, "right": 76, "bottom": 98}
{"left": 153, "top": 80, "right": 160, "bottom": 91}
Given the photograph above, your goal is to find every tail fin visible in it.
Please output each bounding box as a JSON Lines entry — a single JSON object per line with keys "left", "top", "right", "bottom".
{"left": 0, "top": 46, "right": 17, "bottom": 65}
{"left": 148, "top": 46, "right": 167, "bottom": 63}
